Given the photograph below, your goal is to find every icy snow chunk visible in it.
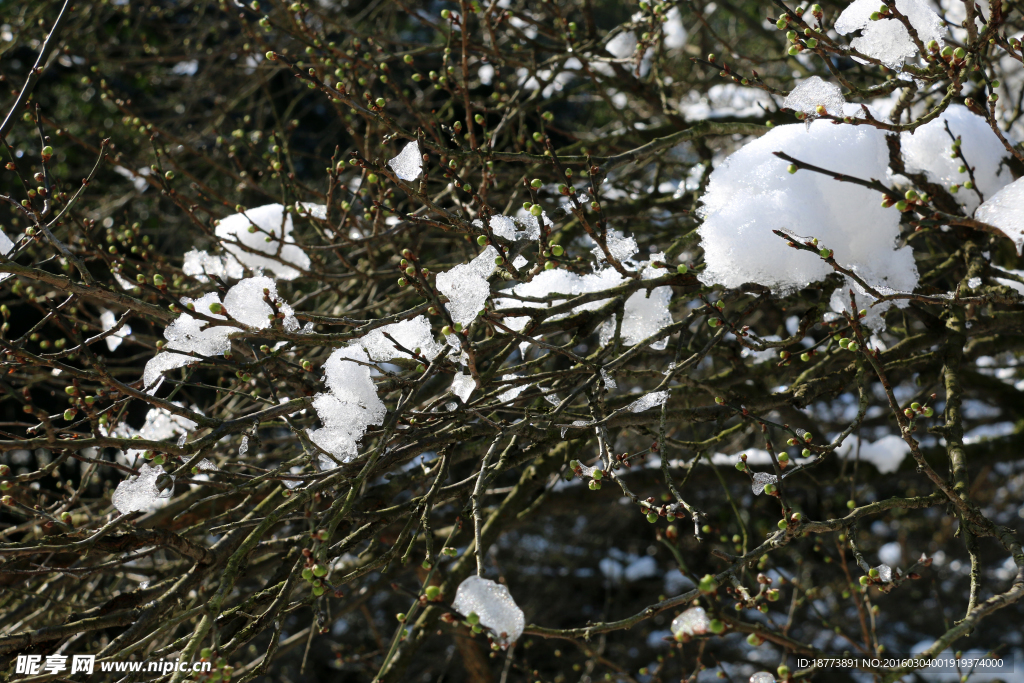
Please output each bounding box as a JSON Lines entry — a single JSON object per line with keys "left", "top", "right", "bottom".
{"left": 100, "top": 309, "right": 131, "bottom": 352}
{"left": 182, "top": 248, "right": 244, "bottom": 283}
{"left": 452, "top": 576, "right": 525, "bottom": 646}
{"left": 626, "top": 391, "right": 669, "bottom": 412}
{"left": 600, "top": 368, "right": 617, "bottom": 390}
{"left": 451, "top": 372, "right": 475, "bottom": 403}
{"left": 494, "top": 213, "right": 540, "bottom": 241}
{"left": 296, "top": 202, "right": 327, "bottom": 220}
{"left": 358, "top": 316, "right": 444, "bottom": 361}
{"left": 873, "top": 564, "right": 893, "bottom": 582}
{"left": 215, "top": 204, "right": 311, "bottom": 280}
{"left": 698, "top": 121, "right": 919, "bottom": 303}
{"left": 749, "top": 674, "right": 776, "bottom": 683}
{"left": 512, "top": 255, "right": 528, "bottom": 269}
{"left": 751, "top": 471, "right": 779, "bottom": 495}
{"left": 670, "top": 606, "right": 710, "bottom": 638}
{"left": 310, "top": 346, "right": 387, "bottom": 466}
{"left": 142, "top": 293, "right": 237, "bottom": 388}
{"left": 196, "top": 458, "right": 217, "bottom": 471}
{"left": 239, "top": 435, "right": 249, "bottom": 456}
{"left": 435, "top": 246, "right": 498, "bottom": 326}
{"left": 782, "top": 76, "right": 845, "bottom": 117}
{"left": 901, "top": 105, "right": 1016, "bottom": 214}
{"left": 835, "top": 435, "right": 909, "bottom": 473}
{"left": 976, "top": 177, "right": 1024, "bottom": 252}
{"left": 879, "top": 541, "right": 903, "bottom": 566}
{"left": 112, "top": 464, "right": 170, "bottom": 513}
{"left": 387, "top": 140, "right": 422, "bottom": 181}
{"left": 593, "top": 230, "right": 638, "bottom": 264}
{"left": 223, "top": 276, "right": 298, "bottom": 331}
{"left": 498, "top": 374, "right": 528, "bottom": 402}
{"left": 835, "top": 0, "right": 945, "bottom": 69}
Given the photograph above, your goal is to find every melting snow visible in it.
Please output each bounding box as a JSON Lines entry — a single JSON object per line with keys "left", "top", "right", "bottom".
{"left": 670, "top": 606, "right": 710, "bottom": 637}
{"left": 976, "top": 177, "right": 1024, "bottom": 252}
{"left": 782, "top": 76, "right": 845, "bottom": 117}
{"left": 214, "top": 204, "right": 311, "bottom": 280}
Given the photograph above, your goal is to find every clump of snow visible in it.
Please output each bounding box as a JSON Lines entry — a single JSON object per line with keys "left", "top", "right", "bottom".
{"left": 358, "top": 316, "right": 444, "bottom": 362}
{"left": 698, "top": 121, "right": 919, "bottom": 314}
{"left": 835, "top": 435, "right": 910, "bottom": 473}
{"left": 143, "top": 293, "right": 236, "bottom": 389}
{"left": 873, "top": 564, "right": 893, "bottom": 582}
{"left": 901, "top": 105, "right": 1016, "bottom": 214}
{"left": 308, "top": 346, "right": 386, "bottom": 468}
{"left": 112, "top": 464, "right": 171, "bottom": 514}
{"left": 215, "top": 204, "right": 311, "bottom": 280}
{"left": 100, "top": 309, "right": 131, "bottom": 352}
{"left": 975, "top": 177, "right": 1024, "bottom": 252}
{"left": 783, "top": 76, "right": 845, "bottom": 117}
{"left": 835, "top": 0, "right": 945, "bottom": 69}
{"left": 183, "top": 248, "right": 245, "bottom": 283}
{"left": 452, "top": 575, "right": 525, "bottom": 646}
{"left": 435, "top": 246, "right": 498, "bottom": 327}
{"left": 670, "top": 606, "right": 710, "bottom": 638}
{"left": 223, "top": 276, "right": 298, "bottom": 331}
{"left": 593, "top": 231, "right": 638, "bottom": 264}
{"left": 387, "top": 140, "right": 423, "bottom": 181}
{"left": 749, "top": 673, "right": 776, "bottom": 683}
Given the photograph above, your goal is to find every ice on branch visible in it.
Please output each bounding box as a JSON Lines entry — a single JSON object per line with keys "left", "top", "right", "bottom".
{"left": 835, "top": 0, "right": 945, "bottom": 69}
{"left": 697, "top": 121, "right": 918, "bottom": 326}
{"left": 901, "top": 105, "right": 1016, "bottom": 214}
{"left": 671, "top": 606, "right": 710, "bottom": 638}
{"left": 498, "top": 374, "right": 528, "bottom": 402}
{"left": 223, "top": 276, "right": 299, "bottom": 331}
{"left": 452, "top": 576, "right": 525, "bottom": 646}
{"left": 215, "top": 203, "right": 311, "bottom": 280}
{"left": 873, "top": 564, "right": 893, "bottom": 582}
{"left": 143, "top": 293, "right": 237, "bottom": 390}
{"left": 358, "top": 315, "right": 444, "bottom": 362}
{"left": 183, "top": 248, "right": 244, "bottom": 283}
{"left": 835, "top": 435, "right": 909, "bottom": 473}
{"left": 976, "top": 178, "right": 1024, "bottom": 252}
{"left": 435, "top": 245, "right": 498, "bottom": 327}
{"left": 626, "top": 391, "right": 669, "bottom": 413}
{"left": 112, "top": 464, "right": 172, "bottom": 514}
{"left": 782, "top": 76, "right": 845, "bottom": 118}
{"left": 451, "top": 372, "right": 475, "bottom": 403}
{"left": 749, "top": 674, "right": 776, "bottom": 683}
{"left": 751, "top": 471, "right": 779, "bottom": 495}
{"left": 387, "top": 140, "right": 423, "bottom": 181}
{"left": 309, "top": 346, "right": 386, "bottom": 468}
{"left": 100, "top": 309, "right": 131, "bottom": 352}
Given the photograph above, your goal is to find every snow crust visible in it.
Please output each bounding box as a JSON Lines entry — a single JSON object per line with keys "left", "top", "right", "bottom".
{"left": 143, "top": 293, "right": 236, "bottom": 389}
{"left": 452, "top": 576, "right": 525, "bottom": 646}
